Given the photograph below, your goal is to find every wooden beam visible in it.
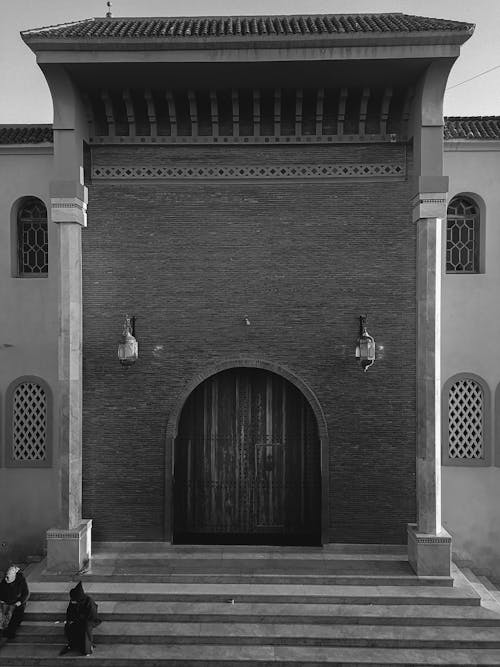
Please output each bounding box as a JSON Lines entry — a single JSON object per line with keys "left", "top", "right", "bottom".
{"left": 274, "top": 88, "right": 281, "bottom": 136}
{"left": 81, "top": 92, "right": 95, "bottom": 138}
{"left": 337, "top": 88, "right": 348, "bottom": 136}
{"left": 144, "top": 88, "right": 157, "bottom": 138}
{"left": 358, "top": 87, "right": 370, "bottom": 136}
{"left": 100, "top": 90, "right": 115, "bottom": 138}
{"left": 379, "top": 87, "right": 393, "bottom": 136}
{"left": 122, "top": 89, "right": 136, "bottom": 138}
{"left": 188, "top": 90, "right": 199, "bottom": 137}
{"left": 232, "top": 89, "right": 240, "bottom": 137}
{"left": 315, "top": 88, "right": 324, "bottom": 136}
{"left": 165, "top": 91, "right": 177, "bottom": 138}
{"left": 295, "top": 88, "right": 303, "bottom": 136}
{"left": 401, "top": 87, "right": 414, "bottom": 137}
{"left": 253, "top": 89, "right": 261, "bottom": 137}
{"left": 209, "top": 90, "right": 219, "bottom": 137}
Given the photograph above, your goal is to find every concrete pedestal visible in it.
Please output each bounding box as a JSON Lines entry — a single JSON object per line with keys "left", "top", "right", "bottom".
{"left": 407, "top": 523, "right": 451, "bottom": 576}
{"left": 46, "top": 519, "right": 92, "bottom": 572}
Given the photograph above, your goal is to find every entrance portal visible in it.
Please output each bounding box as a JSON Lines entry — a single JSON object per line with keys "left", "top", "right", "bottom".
{"left": 173, "top": 367, "right": 321, "bottom": 545}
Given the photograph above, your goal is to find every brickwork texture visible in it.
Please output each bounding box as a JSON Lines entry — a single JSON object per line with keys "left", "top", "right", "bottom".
{"left": 82, "top": 143, "right": 416, "bottom": 543}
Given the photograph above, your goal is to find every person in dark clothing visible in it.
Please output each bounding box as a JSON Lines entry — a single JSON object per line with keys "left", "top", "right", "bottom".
{"left": 59, "top": 581, "right": 100, "bottom": 656}
{"left": 0, "top": 565, "right": 30, "bottom": 643}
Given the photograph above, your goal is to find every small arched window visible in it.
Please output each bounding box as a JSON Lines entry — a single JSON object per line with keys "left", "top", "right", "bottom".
{"left": 446, "top": 196, "right": 480, "bottom": 273}
{"left": 17, "top": 198, "right": 48, "bottom": 277}
{"left": 442, "top": 374, "right": 490, "bottom": 466}
{"left": 5, "top": 376, "right": 52, "bottom": 467}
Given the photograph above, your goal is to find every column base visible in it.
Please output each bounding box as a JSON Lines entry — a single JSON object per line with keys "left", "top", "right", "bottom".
{"left": 46, "top": 519, "right": 92, "bottom": 573}
{"left": 407, "top": 523, "right": 451, "bottom": 576}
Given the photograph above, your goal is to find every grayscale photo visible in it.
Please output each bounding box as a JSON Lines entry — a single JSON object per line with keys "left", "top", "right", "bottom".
{"left": 0, "top": 0, "right": 499, "bottom": 663}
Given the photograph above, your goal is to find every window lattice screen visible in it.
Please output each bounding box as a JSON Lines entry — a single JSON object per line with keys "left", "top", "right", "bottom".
{"left": 448, "top": 379, "right": 484, "bottom": 459}
{"left": 18, "top": 199, "right": 48, "bottom": 275}
{"left": 12, "top": 382, "right": 47, "bottom": 461}
{"left": 446, "top": 197, "right": 479, "bottom": 273}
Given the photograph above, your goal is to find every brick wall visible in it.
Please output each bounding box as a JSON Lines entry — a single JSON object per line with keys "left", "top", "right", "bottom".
{"left": 82, "top": 143, "right": 416, "bottom": 543}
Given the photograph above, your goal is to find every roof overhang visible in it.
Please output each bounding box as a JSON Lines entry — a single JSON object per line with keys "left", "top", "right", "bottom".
{"left": 22, "top": 29, "right": 471, "bottom": 66}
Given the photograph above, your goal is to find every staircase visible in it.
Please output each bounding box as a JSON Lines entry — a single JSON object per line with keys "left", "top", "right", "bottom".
{"left": 3, "top": 543, "right": 500, "bottom": 665}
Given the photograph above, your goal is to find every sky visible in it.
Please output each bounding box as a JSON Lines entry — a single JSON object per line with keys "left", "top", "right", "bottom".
{"left": 0, "top": 0, "right": 499, "bottom": 124}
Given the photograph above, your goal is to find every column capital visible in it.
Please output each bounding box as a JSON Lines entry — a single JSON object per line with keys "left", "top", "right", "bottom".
{"left": 51, "top": 196, "right": 87, "bottom": 227}
{"left": 411, "top": 192, "right": 447, "bottom": 223}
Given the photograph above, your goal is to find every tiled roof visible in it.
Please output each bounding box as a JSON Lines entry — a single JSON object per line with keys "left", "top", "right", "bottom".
{"left": 444, "top": 117, "right": 500, "bottom": 140}
{"left": 0, "top": 125, "right": 53, "bottom": 144}
{"left": 22, "top": 13, "right": 474, "bottom": 40}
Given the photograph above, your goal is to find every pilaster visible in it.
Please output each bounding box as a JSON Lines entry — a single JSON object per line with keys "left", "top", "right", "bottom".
{"left": 410, "top": 203, "right": 451, "bottom": 576}
{"left": 46, "top": 189, "right": 88, "bottom": 571}
{"left": 41, "top": 63, "right": 91, "bottom": 572}
{"left": 406, "top": 57, "right": 457, "bottom": 577}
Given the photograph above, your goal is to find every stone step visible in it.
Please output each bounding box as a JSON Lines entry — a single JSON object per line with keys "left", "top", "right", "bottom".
{"left": 23, "top": 600, "right": 500, "bottom": 625}
{"left": 14, "top": 621, "right": 500, "bottom": 648}
{"left": 34, "top": 551, "right": 454, "bottom": 586}
{"left": 91, "top": 553, "right": 411, "bottom": 564}
{"left": 4, "top": 642, "right": 500, "bottom": 664}
{"left": 90, "top": 556, "right": 414, "bottom": 571}
{"left": 42, "top": 573, "right": 451, "bottom": 586}
{"left": 27, "top": 582, "right": 479, "bottom": 605}
{"left": 91, "top": 542, "right": 408, "bottom": 557}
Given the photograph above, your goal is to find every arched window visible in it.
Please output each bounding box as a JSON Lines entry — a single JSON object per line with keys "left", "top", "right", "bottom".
{"left": 17, "top": 198, "right": 48, "bottom": 276}
{"left": 5, "top": 377, "right": 52, "bottom": 467}
{"left": 446, "top": 196, "right": 480, "bottom": 273}
{"left": 442, "top": 374, "right": 490, "bottom": 466}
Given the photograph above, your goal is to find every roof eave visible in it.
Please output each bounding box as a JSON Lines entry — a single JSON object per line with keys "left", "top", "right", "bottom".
{"left": 21, "top": 28, "right": 474, "bottom": 54}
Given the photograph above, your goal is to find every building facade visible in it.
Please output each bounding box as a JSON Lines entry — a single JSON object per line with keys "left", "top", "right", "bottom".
{"left": 1, "top": 12, "right": 489, "bottom": 576}
{"left": 441, "top": 117, "right": 500, "bottom": 579}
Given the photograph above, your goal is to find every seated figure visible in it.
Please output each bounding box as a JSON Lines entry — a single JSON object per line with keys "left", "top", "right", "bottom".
{"left": 0, "top": 565, "right": 30, "bottom": 643}
{"left": 59, "top": 581, "right": 100, "bottom": 656}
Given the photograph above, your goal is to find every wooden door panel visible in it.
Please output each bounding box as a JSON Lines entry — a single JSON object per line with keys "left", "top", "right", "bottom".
{"left": 174, "top": 368, "right": 320, "bottom": 542}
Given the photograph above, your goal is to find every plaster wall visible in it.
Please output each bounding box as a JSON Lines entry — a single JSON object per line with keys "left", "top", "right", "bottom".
{"left": 442, "top": 142, "right": 500, "bottom": 580}
{"left": 0, "top": 147, "right": 60, "bottom": 567}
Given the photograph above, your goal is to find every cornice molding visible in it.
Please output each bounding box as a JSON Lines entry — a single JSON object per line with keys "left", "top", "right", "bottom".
{"left": 444, "top": 140, "right": 500, "bottom": 152}
{"left": 0, "top": 144, "right": 53, "bottom": 156}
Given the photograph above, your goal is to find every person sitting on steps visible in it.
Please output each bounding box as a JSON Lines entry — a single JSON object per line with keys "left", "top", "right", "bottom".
{"left": 59, "top": 581, "right": 100, "bottom": 657}
{"left": 0, "top": 565, "right": 30, "bottom": 646}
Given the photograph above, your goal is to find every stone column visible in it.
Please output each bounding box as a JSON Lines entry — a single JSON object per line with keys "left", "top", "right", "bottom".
{"left": 37, "top": 64, "right": 93, "bottom": 572}
{"left": 46, "top": 186, "right": 92, "bottom": 572}
{"left": 408, "top": 193, "right": 451, "bottom": 576}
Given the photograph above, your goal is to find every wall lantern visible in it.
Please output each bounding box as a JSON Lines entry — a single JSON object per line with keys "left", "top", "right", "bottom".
{"left": 118, "top": 315, "right": 138, "bottom": 366}
{"left": 355, "top": 315, "right": 376, "bottom": 372}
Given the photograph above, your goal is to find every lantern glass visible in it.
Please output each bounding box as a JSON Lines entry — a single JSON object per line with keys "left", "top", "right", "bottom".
{"left": 118, "top": 317, "right": 138, "bottom": 366}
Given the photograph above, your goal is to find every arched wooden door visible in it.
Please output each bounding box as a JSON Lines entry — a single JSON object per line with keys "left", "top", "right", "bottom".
{"left": 173, "top": 368, "right": 321, "bottom": 544}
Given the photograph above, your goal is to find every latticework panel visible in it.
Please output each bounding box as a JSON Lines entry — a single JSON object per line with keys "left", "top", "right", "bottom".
{"left": 446, "top": 197, "right": 479, "bottom": 273}
{"left": 92, "top": 162, "right": 405, "bottom": 180}
{"left": 12, "top": 382, "right": 47, "bottom": 461}
{"left": 18, "top": 199, "right": 48, "bottom": 275}
{"left": 448, "top": 379, "right": 484, "bottom": 459}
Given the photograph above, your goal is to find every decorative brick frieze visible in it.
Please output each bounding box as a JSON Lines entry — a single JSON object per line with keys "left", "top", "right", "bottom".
{"left": 92, "top": 162, "right": 406, "bottom": 181}
{"left": 46, "top": 530, "right": 81, "bottom": 540}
